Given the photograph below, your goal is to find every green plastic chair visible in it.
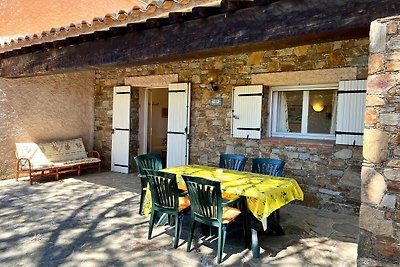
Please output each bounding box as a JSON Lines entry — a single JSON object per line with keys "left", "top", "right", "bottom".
{"left": 146, "top": 170, "right": 190, "bottom": 248}
{"left": 219, "top": 154, "right": 248, "bottom": 171}
{"left": 134, "top": 153, "right": 163, "bottom": 215}
{"left": 182, "top": 174, "right": 247, "bottom": 264}
{"left": 252, "top": 157, "right": 285, "bottom": 222}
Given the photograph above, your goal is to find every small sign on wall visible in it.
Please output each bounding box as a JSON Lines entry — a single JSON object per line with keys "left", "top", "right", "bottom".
{"left": 210, "top": 97, "right": 223, "bottom": 106}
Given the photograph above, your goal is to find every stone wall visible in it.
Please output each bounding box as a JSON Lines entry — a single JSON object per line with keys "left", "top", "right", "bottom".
{"left": 94, "top": 38, "right": 369, "bottom": 214}
{"left": 0, "top": 71, "right": 95, "bottom": 179}
{"left": 358, "top": 18, "right": 400, "bottom": 266}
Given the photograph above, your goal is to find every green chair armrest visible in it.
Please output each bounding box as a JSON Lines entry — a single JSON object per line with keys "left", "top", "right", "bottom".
{"left": 222, "top": 196, "right": 241, "bottom": 207}
{"left": 178, "top": 189, "right": 188, "bottom": 196}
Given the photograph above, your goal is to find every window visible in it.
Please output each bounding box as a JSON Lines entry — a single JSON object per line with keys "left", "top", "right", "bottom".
{"left": 270, "top": 84, "right": 338, "bottom": 140}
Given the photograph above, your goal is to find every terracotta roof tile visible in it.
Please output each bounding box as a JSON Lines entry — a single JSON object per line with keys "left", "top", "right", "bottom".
{"left": 0, "top": 0, "right": 222, "bottom": 54}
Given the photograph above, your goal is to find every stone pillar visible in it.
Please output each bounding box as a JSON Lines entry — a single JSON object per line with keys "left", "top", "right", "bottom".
{"left": 358, "top": 17, "right": 400, "bottom": 266}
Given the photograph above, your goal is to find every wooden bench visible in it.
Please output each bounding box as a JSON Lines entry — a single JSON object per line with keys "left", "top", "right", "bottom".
{"left": 15, "top": 138, "right": 101, "bottom": 185}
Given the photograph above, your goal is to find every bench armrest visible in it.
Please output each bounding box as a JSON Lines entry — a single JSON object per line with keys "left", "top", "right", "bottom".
{"left": 87, "top": 150, "right": 100, "bottom": 159}
{"left": 16, "top": 158, "right": 32, "bottom": 171}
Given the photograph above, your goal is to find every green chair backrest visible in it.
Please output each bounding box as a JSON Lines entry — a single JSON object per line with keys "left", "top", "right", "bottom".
{"left": 252, "top": 158, "right": 285, "bottom": 176}
{"left": 146, "top": 170, "right": 179, "bottom": 211}
{"left": 219, "top": 154, "right": 247, "bottom": 171}
{"left": 134, "top": 153, "right": 163, "bottom": 175}
{"left": 182, "top": 175, "right": 222, "bottom": 224}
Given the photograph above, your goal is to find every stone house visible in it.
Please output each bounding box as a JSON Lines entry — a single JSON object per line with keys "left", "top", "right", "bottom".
{"left": 0, "top": 0, "right": 398, "bottom": 265}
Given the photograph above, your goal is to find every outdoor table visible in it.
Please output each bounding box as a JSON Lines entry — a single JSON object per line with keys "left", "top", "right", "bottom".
{"left": 161, "top": 164, "right": 304, "bottom": 258}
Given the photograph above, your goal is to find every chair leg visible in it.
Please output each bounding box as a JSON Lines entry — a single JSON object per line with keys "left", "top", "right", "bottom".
{"left": 139, "top": 189, "right": 146, "bottom": 215}
{"left": 168, "top": 214, "right": 173, "bottom": 226}
{"left": 179, "top": 213, "right": 184, "bottom": 239}
{"left": 217, "top": 225, "right": 226, "bottom": 264}
{"left": 173, "top": 213, "right": 180, "bottom": 248}
{"left": 148, "top": 210, "right": 157, "bottom": 240}
{"left": 221, "top": 225, "right": 227, "bottom": 261}
{"left": 187, "top": 217, "right": 196, "bottom": 252}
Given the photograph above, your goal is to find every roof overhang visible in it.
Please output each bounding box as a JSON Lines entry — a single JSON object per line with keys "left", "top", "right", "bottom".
{"left": 1, "top": 0, "right": 400, "bottom": 78}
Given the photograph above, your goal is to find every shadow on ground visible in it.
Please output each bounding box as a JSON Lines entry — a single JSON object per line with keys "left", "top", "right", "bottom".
{"left": 0, "top": 171, "right": 359, "bottom": 266}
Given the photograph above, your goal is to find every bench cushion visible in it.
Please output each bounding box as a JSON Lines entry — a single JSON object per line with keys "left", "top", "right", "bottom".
{"left": 53, "top": 158, "right": 101, "bottom": 168}
{"left": 20, "top": 158, "right": 100, "bottom": 171}
{"left": 27, "top": 162, "right": 55, "bottom": 171}
{"left": 16, "top": 142, "right": 51, "bottom": 166}
{"left": 38, "top": 138, "right": 88, "bottom": 162}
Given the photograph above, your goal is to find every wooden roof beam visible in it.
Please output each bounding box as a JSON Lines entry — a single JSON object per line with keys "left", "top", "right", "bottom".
{"left": 109, "top": 27, "right": 128, "bottom": 37}
{"left": 191, "top": 7, "right": 221, "bottom": 19}
{"left": 253, "top": 0, "right": 279, "bottom": 6}
{"left": 221, "top": 0, "right": 255, "bottom": 12}
{"left": 2, "top": 0, "right": 400, "bottom": 78}
{"left": 146, "top": 18, "right": 170, "bottom": 29}
{"left": 168, "top": 12, "right": 193, "bottom": 24}
{"left": 93, "top": 30, "right": 111, "bottom": 40}
{"left": 126, "top": 22, "right": 147, "bottom": 33}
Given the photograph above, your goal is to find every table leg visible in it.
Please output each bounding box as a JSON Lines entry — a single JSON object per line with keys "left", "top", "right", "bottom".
{"left": 250, "top": 215, "right": 260, "bottom": 258}
{"left": 241, "top": 197, "right": 250, "bottom": 248}
{"left": 247, "top": 211, "right": 284, "bottom": 259}
{"left": 266, "top": 214, "right": 285, "bottom": 236}
{"left": 242, "top": 197, "right": 260, "bottom": 258}
{"left": 156, "top": 213, "right": 168, "bottom": 227}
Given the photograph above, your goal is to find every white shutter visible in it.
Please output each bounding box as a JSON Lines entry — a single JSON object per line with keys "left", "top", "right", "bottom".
{"left": 336, "top": 80, "right": 367, "bottom": 146}
{"left": 167, "top": 83, "right": 191, "bottom": 167}
{"left": 111, "top": 86, "right": 131, "bottom": 173}
{"left": 232, "top": 85, "right": 263, "bottom": 139}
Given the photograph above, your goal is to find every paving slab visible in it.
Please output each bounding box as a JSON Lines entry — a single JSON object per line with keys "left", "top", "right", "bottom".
{"left": 0, "top": 172, "right": 358, "bottom": 266}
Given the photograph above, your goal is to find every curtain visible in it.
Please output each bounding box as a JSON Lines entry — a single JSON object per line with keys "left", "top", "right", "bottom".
{"left": 277, "top": 92, "right": 289, "bottom": 132}
{"left": 330, "top": 94, "right": 338, "bottom": 134}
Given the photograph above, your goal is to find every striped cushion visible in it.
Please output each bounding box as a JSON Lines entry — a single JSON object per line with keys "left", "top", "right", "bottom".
{"left": 222, "top": 207, "right": 241, "bottom": 224}
{"left": 53, "top": 157, "right": 100, "bottom": 168}
{"left": 178, "top": 196, "right": 190, "bottom": 212}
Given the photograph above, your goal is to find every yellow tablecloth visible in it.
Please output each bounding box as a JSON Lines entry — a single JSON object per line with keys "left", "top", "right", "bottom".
{"left": 147, "top": 164, "right": 303, "bottom": 221}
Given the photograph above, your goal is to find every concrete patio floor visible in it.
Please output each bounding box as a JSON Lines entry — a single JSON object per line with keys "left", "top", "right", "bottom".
{"left": 0, "top": 171, "right": 359, "bottom": 266}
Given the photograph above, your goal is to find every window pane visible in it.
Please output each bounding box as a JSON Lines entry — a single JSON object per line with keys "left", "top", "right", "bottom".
{"left": 276, "top": 91, "right": 303, "bottom": 133}
{"left": 308, "top": 90, "right": 336, "bottom": 134}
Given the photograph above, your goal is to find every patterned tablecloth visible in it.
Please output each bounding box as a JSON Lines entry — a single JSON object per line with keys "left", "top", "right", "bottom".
{"left": 156, "top": 164, "right": 304, "bottom": 221}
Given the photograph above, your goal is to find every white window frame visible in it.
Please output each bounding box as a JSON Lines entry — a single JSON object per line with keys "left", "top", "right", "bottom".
{"left": 269, "top": 84, "right": 338, "bottom": 140}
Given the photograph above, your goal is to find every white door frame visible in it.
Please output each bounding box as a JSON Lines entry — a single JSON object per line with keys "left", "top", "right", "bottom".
{"left": 141, "top": 87, "right": 168, "bottom": 155}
